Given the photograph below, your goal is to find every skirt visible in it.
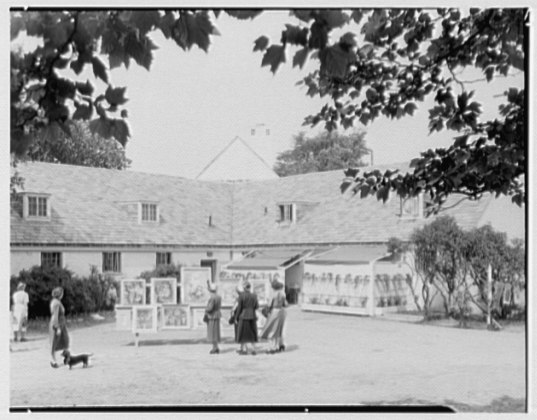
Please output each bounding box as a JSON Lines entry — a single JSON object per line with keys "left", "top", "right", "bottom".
{"left": 50, "top": 325, "right": 69, "bottom": 352}
{"left": 207, "top": 319, "right": 221, "bottom": 343}
{"left": 261, "top": 308, "right": 286, "bottom": 340}
{"left": 237, "top": 319, "right": 258, "bottom": 343}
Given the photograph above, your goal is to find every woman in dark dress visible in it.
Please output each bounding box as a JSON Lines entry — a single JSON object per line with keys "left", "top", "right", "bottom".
{"left": 49, "top": 287, "right": 69, "bottom": 368}
{"left": 205, "top": 283, "right": 222, "bottom": 354}
{"left": 235, "top": 281, "right": 259, "bottom": 355}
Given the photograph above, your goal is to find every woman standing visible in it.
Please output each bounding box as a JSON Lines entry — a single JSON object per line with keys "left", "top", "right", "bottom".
{"left": 229, "top": 284, "right": 244, "bottom": 350}
{"left": 235, "top": 281, "right": 259, "bottom": 355}
{"left": 204, "top": 283, "right": 222, "bottom": 354}
{"left": 261, "top": 278, "right": 288, "bottom": 353}
{"left": 12, "top": 282, "right": 29, "bottom": 342}
{"left": 49, "top": 287, "right": 69, "bottom": 368}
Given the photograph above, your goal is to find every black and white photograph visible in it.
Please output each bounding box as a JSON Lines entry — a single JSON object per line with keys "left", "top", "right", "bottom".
{"left": 7, "top": 3, "right": 533, "bottom": 415}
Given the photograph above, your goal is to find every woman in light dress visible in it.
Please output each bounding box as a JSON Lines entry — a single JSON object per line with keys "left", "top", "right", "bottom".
{"left": 12, "top": 282, "right": 29, "bottom": 342}
{"left": 49, "top": 287, "right": 69, "bottom": 368}
{"left": 261, "top": 277, "right": 288, "bottom": 353}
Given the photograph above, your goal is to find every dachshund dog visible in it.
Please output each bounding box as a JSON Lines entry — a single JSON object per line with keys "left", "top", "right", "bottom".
{"left": 62, "top": 350, "right": 93, "bottom": 369}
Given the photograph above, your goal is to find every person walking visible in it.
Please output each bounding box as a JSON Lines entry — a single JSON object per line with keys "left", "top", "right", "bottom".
{"left": 49, "top": 287, "right": 69, "bottom": 368}
{"left": 12, "top": 282, "right": 29, "bottom": 342}
{"left": 204, "top": 282, "right": 222, "bottom": 354}
{"left": 261, "top": 277, "right": 288, "bottom": 353}
{"left": 235, "top": 281, "right": 259, "bottom": 355}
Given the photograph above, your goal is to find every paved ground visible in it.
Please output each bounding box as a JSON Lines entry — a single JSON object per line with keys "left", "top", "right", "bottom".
{"left": 9, "top": 306, "right": 526, "bottom": 411}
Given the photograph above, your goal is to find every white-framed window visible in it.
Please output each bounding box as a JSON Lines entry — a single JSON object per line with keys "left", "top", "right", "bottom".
{"left": 41, "top": 252, "right": 62, "bottom": 268}
{"left": 156, "top": 252, "right": 172, "bottom": 267}
{"left": 400, "top": 195, "right": 423, "bottom": 218}
{"left": 22, "top": 193, "right": 51, "bottom": 219}
{"left": 279, "top": 203, "right": 296, "bottom": 223}
{"left": 103, "top": 252, "right": 121, "bottom": 273}
{"left": 140, "top": 203, "right": 158, "bottom": 222}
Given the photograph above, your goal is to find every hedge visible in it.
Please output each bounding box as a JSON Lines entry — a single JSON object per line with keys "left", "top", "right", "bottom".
{"left": 10, "top": 265, "right": 118, "bottom": 319}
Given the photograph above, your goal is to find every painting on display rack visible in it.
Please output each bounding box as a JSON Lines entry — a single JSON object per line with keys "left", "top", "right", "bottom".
{"left": 151, "top": 277, "right": 178, "bottom": 305}
{"left": 132, "top": 305, "right": 158, "bottom": 333}
{"left": 120, "top": 279, "right": 146, "bottom": 306}
{"left": 191, "top": 307, "right": 207, "bottom": 329}
{"left": 115, "top": 306, "right": 132, "bottom": 331}
{"left": 161, "top": 304, "right": 190, "bottom": 329}
{"left": 182, "top": 267, "right": 212, "bottom": 306}
{"left": 219, "top": 269, "right": 281, "bottom": 304}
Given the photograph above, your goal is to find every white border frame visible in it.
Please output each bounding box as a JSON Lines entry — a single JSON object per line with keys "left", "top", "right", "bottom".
{"left": 150, "top": 277, "right": 178, "bottom": 305}
{"left": 132, "top": 305, "right": 158, "bottom": 333}
{"left": 160, "top": 304, "right": 190, "bottom": 330}
{"left": 120, "top": 278, "right": 147, "bottom": 306}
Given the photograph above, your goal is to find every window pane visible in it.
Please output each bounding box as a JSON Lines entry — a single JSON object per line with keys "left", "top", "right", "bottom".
{"left": 28, "top": 197, "right": 37, "bottom": 216}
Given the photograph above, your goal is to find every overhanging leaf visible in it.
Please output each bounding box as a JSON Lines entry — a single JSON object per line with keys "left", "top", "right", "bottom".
{"left": 105, "top": 86, "right": 128, "bottom": 106}
{"left": 253, "top": 35, "right": 269, "bottom": 52}
{"left": 91, "top": 57, "right": 108, "bottom": 83}
{"left": 261, "top": 45, "right": 286, "bottom": 73}
{"left": 292, "top": 47, "right": 309, "bottom": 69}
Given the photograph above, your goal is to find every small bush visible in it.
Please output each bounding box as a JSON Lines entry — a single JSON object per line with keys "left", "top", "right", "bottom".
{"left": 10, "top": 265, "right": 119, "bottom": 318}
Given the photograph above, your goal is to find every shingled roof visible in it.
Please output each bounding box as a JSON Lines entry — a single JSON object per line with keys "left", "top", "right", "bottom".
{"left": 10, "top": 161, "right": 521, "bottom": 248}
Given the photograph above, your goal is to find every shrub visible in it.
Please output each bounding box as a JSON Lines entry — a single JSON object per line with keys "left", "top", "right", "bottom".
{"left": 10, "top": 265, "right": 74, "bottom": 319}
{"left": 10, "top": 265, "right": 118, "bottom": 318}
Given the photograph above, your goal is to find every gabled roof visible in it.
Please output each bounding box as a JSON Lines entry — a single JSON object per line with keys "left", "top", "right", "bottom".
{"left": 10, "top": 161, "right": 524, "bottom": 248}
{"left": 196, "top": 136, "right": 278, "bottom": 181}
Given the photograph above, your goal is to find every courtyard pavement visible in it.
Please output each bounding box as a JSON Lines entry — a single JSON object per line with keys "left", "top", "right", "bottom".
{"left": 9, "top": 306, "right": 526, "bottom": 411}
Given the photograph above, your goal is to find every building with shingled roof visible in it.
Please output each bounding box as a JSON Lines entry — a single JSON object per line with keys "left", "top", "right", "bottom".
{"left": 10, "top": 161, "right": 524, "bottom": 315}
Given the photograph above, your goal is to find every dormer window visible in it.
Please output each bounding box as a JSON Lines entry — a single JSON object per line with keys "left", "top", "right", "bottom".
{"left": 400, "top": 195, "right": 423, "bottom": 218}
{"left": 140, "top": 202, "right": 159, "bottom": 223}
{"left": 22, "top": 193, "right": 51, "bottom": 220}
{"left": 279, "top": 203, "right": 296, "bottom": 223}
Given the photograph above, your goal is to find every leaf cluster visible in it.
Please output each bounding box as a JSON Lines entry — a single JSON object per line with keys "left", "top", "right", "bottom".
{"left": 255, "top": 8, "right": 526, "bottom": 209}
{"left": 273, "top": 130, "right": 369, "bottom": 177}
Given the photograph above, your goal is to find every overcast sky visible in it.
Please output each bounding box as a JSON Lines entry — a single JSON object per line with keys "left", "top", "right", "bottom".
{"left": 113, "top": 10, "right": 523, "bottom": 178}
{"left": 9, "top": 9, "right": 525, "bottom": 178}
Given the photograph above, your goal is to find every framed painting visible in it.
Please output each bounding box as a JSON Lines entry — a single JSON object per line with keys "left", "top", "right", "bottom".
{"left": 132, "top": 305, "right": 158, "bottom": 333}
{"left": 218, "top": 276, "right": 240, "bottom": 306}
{"left": 115, "top": 306, "right": 132, "bottom": 331}
{"left": 161, "top": 304, "right": 190, "bottom": 329}
{"left": 191, "top": 307, "right": 207, "bottom": 329}
{"left": 120, "top": 278, "right": 146, "bottom": 305}
{"left": 251, "top": 278, "right": 271, "bottom": 304}
{"left": 151, "top": 277, "right": 178, "bottom": 305}
{"left": 182, "top": 267, "right": 212, "bottom": 306}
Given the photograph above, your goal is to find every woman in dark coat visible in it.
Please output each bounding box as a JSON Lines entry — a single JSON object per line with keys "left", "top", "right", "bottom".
{"left": 235, "top": 281, "right": 259, "bottom": 355}
{"left": 204, "top": 282, "right": 222, "bottom": 354}
{"left": 49, "top": 287, "right": 69, "bottom": 368}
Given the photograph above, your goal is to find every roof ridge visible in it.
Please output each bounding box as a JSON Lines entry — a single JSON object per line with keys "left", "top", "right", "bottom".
{"left": 195, "top": 136, "right": 277, "bottom": 180}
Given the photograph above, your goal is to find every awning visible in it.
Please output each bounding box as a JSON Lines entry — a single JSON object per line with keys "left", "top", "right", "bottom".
{"left": 305, "top": 245, "right": 388, "bottom": 265}
{"left": 226, "top": 249, "right": 312, "bottom": 270}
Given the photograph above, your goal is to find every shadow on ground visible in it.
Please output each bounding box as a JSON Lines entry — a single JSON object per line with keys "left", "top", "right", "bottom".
{"left": 364, "top": 395, "right": 525, "bottom": 413}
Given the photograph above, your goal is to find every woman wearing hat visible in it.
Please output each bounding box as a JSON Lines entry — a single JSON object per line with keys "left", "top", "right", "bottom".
{"left": 49, "top": 287, "right": 69, "bottom": 368}
{"left": 204, "top": 282, "right": 222, "bottom": 354}
{"left": 235, "top": 280, "right": 259, "bottom": 355}
{"left": 261, "top": 276, "right": 288, "bottom": 353}
{"left": 11, "top": 282, "right": 29, "bottom": 342}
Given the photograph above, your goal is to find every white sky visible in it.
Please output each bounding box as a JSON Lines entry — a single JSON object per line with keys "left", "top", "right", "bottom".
{"left": 72, "top": 10, "right": 524, "bottom": 178}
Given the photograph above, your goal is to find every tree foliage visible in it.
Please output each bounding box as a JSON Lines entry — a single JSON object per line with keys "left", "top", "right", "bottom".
{"left": 27, "top": 120, "right": 131, "bottom": 169}
{"left": 10, "top": 9, "right": 244, "bottom": 155}
{"left": 273, "top": 130, "right": 369, "bottom": 177}
{"left": 254, "top": 9, "right": 526, "bottom": 211}
{"left": 11, "top": 9, "right": 526, "bottom": 212}
{"left": 392, "top": 216, "right": 526, "bottom": 321}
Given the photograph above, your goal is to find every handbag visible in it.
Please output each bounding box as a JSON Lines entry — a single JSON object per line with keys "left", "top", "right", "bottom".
{"left": 261, "top": 306, "right": 270, "bottom": 318}
{"left": 203, "top": 313, "right": 209, "bottom": 323}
